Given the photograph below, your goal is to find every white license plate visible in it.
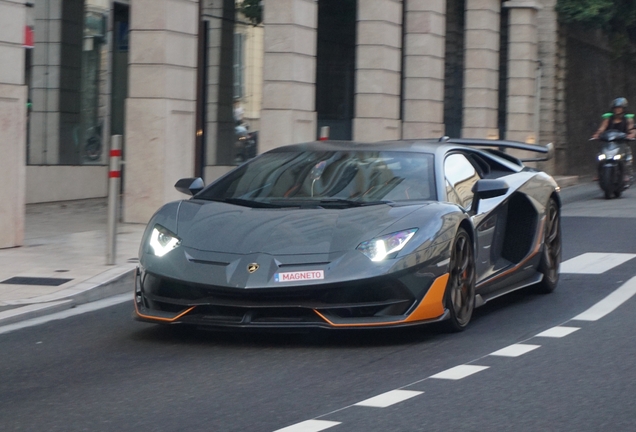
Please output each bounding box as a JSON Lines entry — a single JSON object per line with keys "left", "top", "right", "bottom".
{"left": 274, "top": 270, "right": 325, "bottom": 283}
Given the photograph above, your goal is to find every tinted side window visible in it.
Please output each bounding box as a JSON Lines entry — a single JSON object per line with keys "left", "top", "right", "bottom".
{"left": 444, "top": 153, "right": 481, "bottom": 209}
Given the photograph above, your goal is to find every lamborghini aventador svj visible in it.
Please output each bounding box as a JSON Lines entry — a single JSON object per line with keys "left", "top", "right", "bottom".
{"left": 134, "top": 138, "right": 561, "bottom": 332}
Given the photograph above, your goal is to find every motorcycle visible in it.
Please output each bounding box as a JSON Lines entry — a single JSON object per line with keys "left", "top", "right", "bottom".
{"left": 593, "top": 130, "right": 634, "bottom": 199}
{"left": 234, "top": 122, "right": 258, "bottom": 164}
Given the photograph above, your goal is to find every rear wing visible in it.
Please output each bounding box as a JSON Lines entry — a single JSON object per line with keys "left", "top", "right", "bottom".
{"left": 440, "top": 137, "right": 554, "bottom": 163}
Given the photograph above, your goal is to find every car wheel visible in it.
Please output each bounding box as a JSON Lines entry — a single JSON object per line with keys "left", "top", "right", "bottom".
{"left": 443, "top": 228, "right": 476, "bottom": 332}
{"left": 600, "top": 168, "right": 612, "bottom": 199}
{"left": 535, "top": 199, "right": 561, "bottom": 293}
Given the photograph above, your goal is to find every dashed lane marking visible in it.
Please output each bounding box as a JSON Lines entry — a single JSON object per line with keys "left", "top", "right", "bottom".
{"left": 535, "top": 326, "right": 580, "bottom": 338}
{"left": 272, "top": 420, "right": 341, "bottom": 432}
{"left": 354, "top": 390, "right": 423, "bottom": 408}
{"left": 489, "top": 343, "right": 541, "bottom": 358}
{"left": 560, "top": 253, "right": 636, "bottom": 274}
{"left": 429, "top": 365, "right": 490, "bottom": 380}
{"left": 572, "top": 275, "right": 636, "bottom": 321}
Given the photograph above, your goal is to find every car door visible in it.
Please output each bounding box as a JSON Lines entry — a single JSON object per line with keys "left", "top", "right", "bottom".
{"left": 443, "top": 152, "right": 498, "bottom": 284}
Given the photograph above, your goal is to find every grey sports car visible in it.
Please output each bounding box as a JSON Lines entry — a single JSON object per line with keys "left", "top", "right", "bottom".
{"left": 133, "top": 138, "right": 561, "bottom": 331}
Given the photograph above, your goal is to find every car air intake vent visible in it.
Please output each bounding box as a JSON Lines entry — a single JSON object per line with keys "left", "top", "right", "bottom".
{"left": 187, "top": 258, "right": 229, "bottom": 266}
{"left": 502, "top": 194, "right": 537, "bottom": 263}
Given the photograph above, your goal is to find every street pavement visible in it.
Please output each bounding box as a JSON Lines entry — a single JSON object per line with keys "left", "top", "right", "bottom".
{"left": 0, "top": 199, "right": 144, "bottom": 324}
{"left": 3, "top": 176, "right": 636, "bottom": 432}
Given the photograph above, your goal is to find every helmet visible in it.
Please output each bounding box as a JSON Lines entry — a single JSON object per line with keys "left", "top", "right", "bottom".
{"left": 612, "top": 98, "right": 628, "bottom": 109}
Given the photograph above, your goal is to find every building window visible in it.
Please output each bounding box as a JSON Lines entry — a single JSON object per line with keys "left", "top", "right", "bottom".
{"left": 234, "top": 33, "right": 245, "bottom": 99}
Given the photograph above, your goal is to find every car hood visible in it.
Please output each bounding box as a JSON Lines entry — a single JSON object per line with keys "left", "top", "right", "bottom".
{"left": 175, "top": 200, "right": 426, "bottom": 255}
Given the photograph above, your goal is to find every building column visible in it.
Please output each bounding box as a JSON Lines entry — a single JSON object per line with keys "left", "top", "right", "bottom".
{"left": 260, "top": 0, "right": 317, "bottom": 152}
{"left": 462, "top": 0, "right": 501, "bottom": 139}
{"left": 124, "top": 0, "right": 198, "bottom": 223}
{"left": 0, "top": 0, "right": 27, "bottom": 248}
{"left": 537, "top": 0, "right": 558, "bottom": 173}
{"left": 354, "top": 0, "right": 402, "bottom": 142}
{"left": 504, "top": 0, "right": 541, "bottom": 144}
{"left": 402, "top": 0, "right": 446, "bottom": 139}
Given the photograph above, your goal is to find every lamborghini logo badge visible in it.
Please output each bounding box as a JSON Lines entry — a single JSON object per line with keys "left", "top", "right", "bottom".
{"left": 247, "top": 263, "right": 259, "bottom": 273}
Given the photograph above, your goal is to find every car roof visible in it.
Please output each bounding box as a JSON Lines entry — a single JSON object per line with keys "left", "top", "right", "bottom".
{"left": 268, "top": 139, "right": 532, "bottom": 173}
{"left": 270, "top": 139, "right": 454, "bottom": 154}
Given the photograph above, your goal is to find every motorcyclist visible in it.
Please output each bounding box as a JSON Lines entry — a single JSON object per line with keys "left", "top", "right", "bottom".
{"left": 592, "top": 97, "right": 635, "bottom": 186}
{"left": 592, "top": 97, "right": 636, "bottom": 139}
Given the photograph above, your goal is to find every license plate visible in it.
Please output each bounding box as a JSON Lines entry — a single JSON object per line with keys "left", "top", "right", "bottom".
{"left": 274, "top": 270, "right": 325, "bottom": 283}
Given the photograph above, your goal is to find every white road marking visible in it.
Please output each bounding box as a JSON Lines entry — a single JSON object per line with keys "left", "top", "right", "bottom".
{"left": 354, "top": 390, "right": 423, "bottom": 408}
{"left": 273, "top": 420, "right": 341, "bottom": 432}
{"left": 0, "top": 293, "right": 131, "bottom": 335}
{"left": 560, "top": 253, "right": 636, "bottom": 274}
{"left": 429, "top": 365, "right": 489, "bottom": 380}
{"left": 489, "top": 344, "right": 540, "bottom": 357}
{"left": 535, "top": 326, "right": 580, "bottom": 338}
{"left": 572, "top": 276, "right": 636, "bottom": 321}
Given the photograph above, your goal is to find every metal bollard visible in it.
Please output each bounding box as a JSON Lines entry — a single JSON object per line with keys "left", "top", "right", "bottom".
{"left": 319, "top": 126, "right": 330, "bottom": 141}
{"left": 106, "top": 135, "right": 122, "bottom": 265}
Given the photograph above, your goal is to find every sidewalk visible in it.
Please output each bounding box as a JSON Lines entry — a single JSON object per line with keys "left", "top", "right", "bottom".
{"left": 0, "top": 175, "right": 582, "bottom": 327}
{"left": 0, "top": 199, "right": 145, "bottom": 325}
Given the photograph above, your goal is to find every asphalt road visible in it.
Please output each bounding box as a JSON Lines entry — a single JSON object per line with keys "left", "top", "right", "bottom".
{"left": 1, "top": 182, "right": 635, "bottom": 432}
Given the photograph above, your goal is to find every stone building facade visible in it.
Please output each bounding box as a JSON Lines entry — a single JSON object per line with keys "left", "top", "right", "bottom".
{"left": 0, "top": 0, "right": 600, "bottom": 244}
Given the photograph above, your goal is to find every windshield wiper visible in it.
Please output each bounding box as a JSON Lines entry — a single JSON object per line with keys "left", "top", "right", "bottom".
{"left": 318, "top": 198, "right": 394, "bottom": 207}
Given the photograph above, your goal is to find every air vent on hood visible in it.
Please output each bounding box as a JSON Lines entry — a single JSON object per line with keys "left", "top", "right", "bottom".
{"left": 187, "top": 258, "right": 230, "bottom": 266}
{"left": 277, "top": 262, "right": 331, "bottom": 268}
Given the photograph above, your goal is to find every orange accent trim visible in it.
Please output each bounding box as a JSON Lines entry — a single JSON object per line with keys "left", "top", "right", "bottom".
{"left": 313, "top": 273, "right": 450, "bottom": 328}
{"left": 404, "top": 273, "right": 449, "bottom": 322}
{"left": 134, "top": 301, "right": 196, "bottom": 323}
{"left": 476, "top": 218, "right": 546, "bottom": 288}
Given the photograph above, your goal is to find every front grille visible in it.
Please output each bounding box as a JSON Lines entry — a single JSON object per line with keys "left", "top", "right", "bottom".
{"left": 140, "top": 271, "right": 419, "bottom": 323}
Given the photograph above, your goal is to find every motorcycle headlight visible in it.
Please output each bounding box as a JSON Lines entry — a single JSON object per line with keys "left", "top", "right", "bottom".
{"left": 357, "top": 229, "right": 418, "bottom": 262}
{"left": 598, "top": 154, "right": 606, "bottom": 161}
{"left": 149, "top": 225, "right": 181, "bottom": 257}
{"left": 614, "top": 154, "right": 622, "bottom": 160}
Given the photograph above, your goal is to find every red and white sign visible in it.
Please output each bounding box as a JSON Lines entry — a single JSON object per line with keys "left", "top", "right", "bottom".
{"left": 24, "top": 26, "right": 34, "bottom": 49}
{"left": 275, "top": 270, "right": 325, "bottom": 283}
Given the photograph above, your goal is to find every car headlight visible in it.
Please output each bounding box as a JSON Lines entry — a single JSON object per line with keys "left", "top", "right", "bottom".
{"left": 357, "top": 229, "right": 418, "bottom": 262}
{"left": 614, "top": 154, "right": 622, "bottom": 160}
{"left": 597, "top": 154, "right": 606, "bottom": 161}
{"left": 149, "top": 225, "right": 180, "bottom": 257}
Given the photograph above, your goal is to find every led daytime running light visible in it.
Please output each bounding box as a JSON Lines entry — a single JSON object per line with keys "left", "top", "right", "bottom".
{"left": 357, "top": 229, "right": 418, "bottom": 262}
{"left": 149, "top": 225, "right": 180, "bottom": 257}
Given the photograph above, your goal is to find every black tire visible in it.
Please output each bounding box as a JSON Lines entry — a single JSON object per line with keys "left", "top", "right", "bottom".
{"left": 442, "top": 228, "right": 476, "bottom": 332}
{"left": 535, "top": 199, "right": 561, "bottom": 293}
{"left": 601, "top": 169, "right": 613, "bottom": 199}
{"left": 615, "top": 189, "right": 622, "bottom": 198}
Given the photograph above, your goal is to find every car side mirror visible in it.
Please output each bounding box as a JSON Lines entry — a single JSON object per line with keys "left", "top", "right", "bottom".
{"left": 175, "top": 177, "right": 204, "bottom": 196}
{"left": 471, "top": 179, "right": 509, "bottom": 213}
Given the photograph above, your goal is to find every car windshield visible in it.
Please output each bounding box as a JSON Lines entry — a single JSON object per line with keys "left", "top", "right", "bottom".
{"left": 196, "top": 150, "right": 436, "bottom": 207}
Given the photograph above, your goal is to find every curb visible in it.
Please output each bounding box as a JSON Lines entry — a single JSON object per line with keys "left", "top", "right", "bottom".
{"left": 0, "top": 267, "right": 135, "bottom": 327}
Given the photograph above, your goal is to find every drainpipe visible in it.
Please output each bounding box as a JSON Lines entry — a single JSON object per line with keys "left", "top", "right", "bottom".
{"left": 534, "top": 60, "right": 543, "bottom": 145}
